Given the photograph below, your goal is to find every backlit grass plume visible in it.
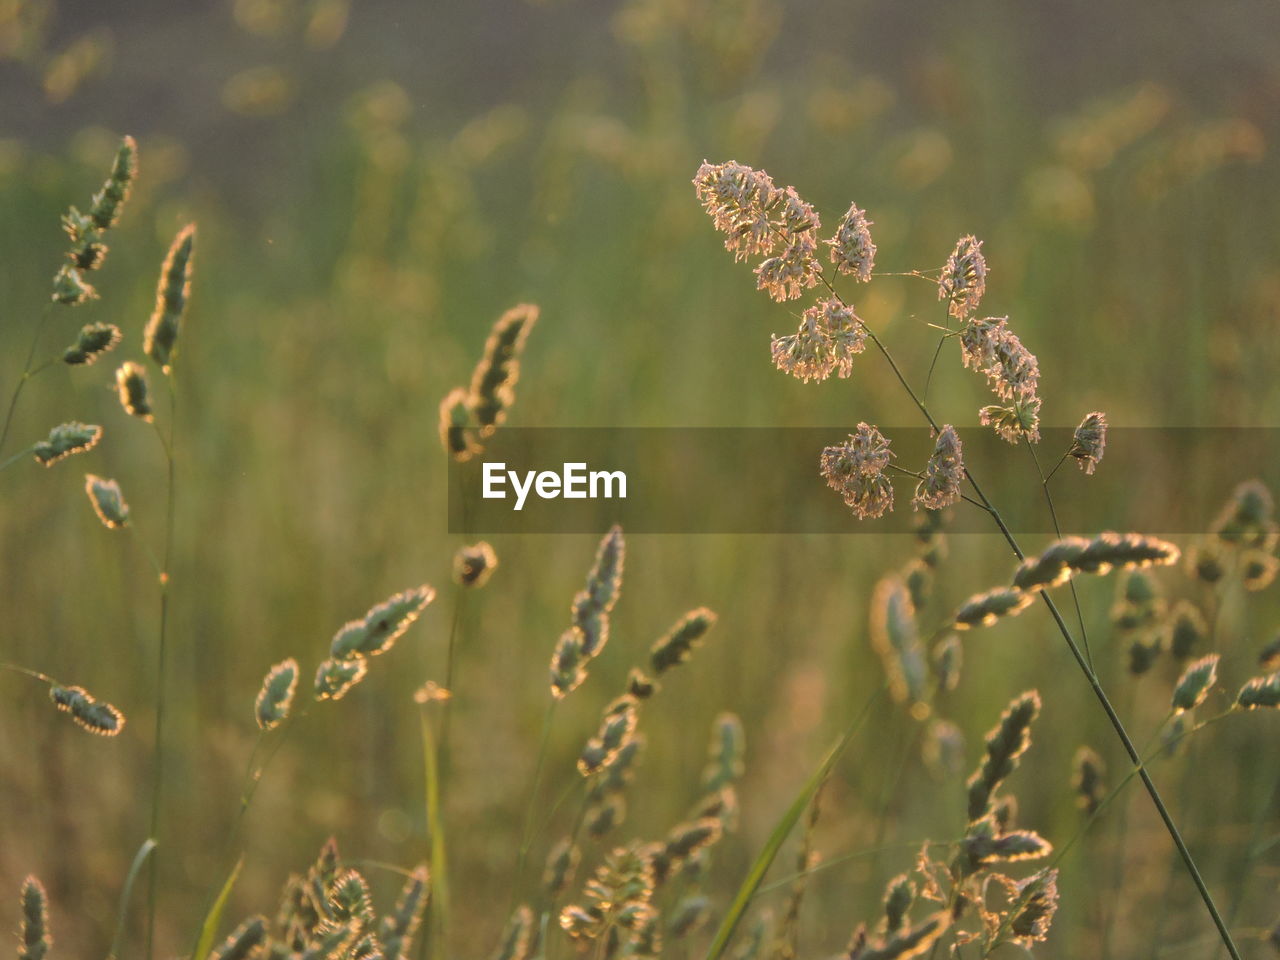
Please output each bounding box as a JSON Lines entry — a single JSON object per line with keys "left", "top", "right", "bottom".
{"left": 314, "top": 657, "right": 369, "bottom": 701}
{"left": 144, "top": 223, "right": 196, "bottom": 372}
{"left": 255, "top": 658, "right": 299, "bottom": 730}
{"left": 869, "top": 576, "right": 927, "bottom": 707}
{"left": 1069, "top": 412, "right": 1107, "bottom": 474}
{"left": 63, "top": 322, "right": 122, "bottom": 365}
{"left": 820, "top": 423, "right": 895, "bottom": 520}
{"left": 329, "top": 585, "right": 436, "bottom": 660}
{"left": 18, "top": 875, "right": 50, "bottom": 960}
{"left": 84, "top": 474, "right": 129, "bottom": 529}
{"left": 115, "top": 361, "right": 152, "bottom": 421}
{"left": 650, "top": 607, "right": 717, "bottom": 675}
{"left": 33, "top": 421, "right": 101, "bottom": 466}
{"left": 453, "top": 541, "right": 498, "bottom": 587}
{"left": 1172, "top": 654, "right": 1219, "bottom": 714}
{"left": 209, "top": 916, "right": 267, "bottom": 960}
{"left": 938, "top": 234, "right": 986, "bottom": 319}
{"left": 551, "top": 526, "right": 625, "bottom": 698}
{"left": 49, "top": 683, "right": 125, "bottom": 735}
{"left": 491, "top": 904, "right": 535, "bottom": 960}
{"left": 52, "top": 135, "right": 137, "bottom": 304}
{"left": 912, "top": 425, "right": 964, "bottom": 511}
{"left": 966, "top": 691, "right": 1040, "bottom": 822}
{"left": 468, "top": 303, "right": 539, "bottom": 437}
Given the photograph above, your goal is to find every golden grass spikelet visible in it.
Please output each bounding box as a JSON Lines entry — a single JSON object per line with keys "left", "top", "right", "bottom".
{"left": 62, "top": 207, "right": 107, "bottom": 271}
{"left": 912, "top": 425, "right": 964, "bottom": 511}
{"left": 958, "top": 816, "right": 1052, "bottom": 872}
{"left": 467, "top": 304, "right": 538, "bottom": 437}
{"left": 144, "top": 223, "right": 196, "bottom": 372}
{"left": 821, "top": 423, "right": 895, "bottom": 520}
{"left": 692, "top": 160, "right": 781, "bottom": 263}
{"left": 1167, "top": 600, "right": 1207, "bottom": 659}
{"left": 330, "top": 585, "right": 435, "bottom": 659}
{"left": 255, "top": 657, "right": 299, "bottom": 730}
{"left": 84, "top": 474, "right": 129, "bottom": 529}
{"left": 828, "top": 201, "right": 876, "bottom": 281}
{"left": 453, "top": 541, "right": 498, "bottom": 587}
{"left": 932, "top": 635, "right": 962, "bottom": 692}
{"left": 490, "top": 905, "right": 535, "bottom": 960}
{"left": 650, "top": 607, "right": 718, "bottom": 674}
{"left": 1241, "top": 549, "right": 1279, "bottom": 591}
{"left": 328, "top": 869, "right": 374, "bottom": 925}
{"left": 953, "top": 588, "right": 1031, "bottom": 630}
{"left": 669, "top": 895, "right": 711, "bottom": 938}
{"left": 1172, "top": 654, "right": 1219, "bottom": 714}
{"left": 627, "top": 667, "right": 656, "bottom": 699}
{"left": 882, "top": 874, "right": 915, "bottom": 933}
{"left": 543, "top": 838, "right": 581, "bottom": 898}
{"left": 979, "top": 397, "right": 1041, "bottom": 445}
{"left": 115, "top": 360, "right": 152, "bottom": 420}
{"left": 1008, "top": 869, "right": 1060, "bottom": 947}
{"left": 958, "top": 317, "right": 1039, "bottom": 405}
{"left": 18, "top": 875, "right": 51, "bottom": 960}
{"left": 1235, "top": 671, "right": 1280, "bottom": 710}
{"left": 939, "top": 235, "right": 986, "bottom": 319}
{"left": 89, "top": 135, "right": 137, "bottom": 230}
{"left": 51, "top": 264, "right": 97, "bottom": 304}
{"left": 770, "top": 298, "right": 866, "bottom": 383}
{"left": 702, "top": 712, "right": 745, "bottom": 793}
{"left": 549, "top": 629, "right": 588, "bottom": 699}
{"left": 314, "top": 658, "right": 369, "bottom": 701}
{"left": 663, "top": 817, "right": 724, "bottom": 871}
{"left": 63, "top": 322, "right": 121, "bottom": 365}
{"left": 1069, "top": 412, "right": 1107, "bottom": 475}
{"left": 1212, "top": 479, "right": 1275, "bottom": 549}
{"left": 33, "top": 421, "right": 101, "bottom": 466}
{"left": 1072, "top": 746, "right": 1106, "bottom": 815}
{"left": 209, "top": 916, "right": 267, "bottom": 960}
{"left": 1011, "top": 538, "right": 1090, "bottom": 591}
{"left": 849, "top": 911, "right": 950, "bottom": 960}
{"left": 870, "top": 576, "right": 927, "bottom": 705}
{"left": 438, "top": 388, "right": 480, "bottom": 462}
{"left": 578, "top": 695, "right": 640, "bottom": 776}
{"left": 966, "top": 691, "right": 1040, "bottom": 822}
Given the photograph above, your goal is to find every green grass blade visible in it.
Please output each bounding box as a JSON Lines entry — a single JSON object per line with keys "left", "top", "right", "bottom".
{"left": 107, "top": 838, "right": 157, "bottom": 960}
{"left": 702, "top": 685, "right": 884, "bottom": 960}
{"left": 420, "top": 709, "right": 450, "bottom": 955}
{"left": 193, "top": 855, "right": 244, "bottom": 960}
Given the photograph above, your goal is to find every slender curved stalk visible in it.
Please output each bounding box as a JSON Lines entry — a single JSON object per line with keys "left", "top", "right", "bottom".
{"left": 0, "top": 305, "right": 54, "bottom": 457}
{"left": 814, "top": 263, "right": 1241, "bottom": 959}
{"left": 108, "top": 839, "right": 158, "bottom": 960}
{"left": 419, "top": 707, "right": 450, "bottom": 958}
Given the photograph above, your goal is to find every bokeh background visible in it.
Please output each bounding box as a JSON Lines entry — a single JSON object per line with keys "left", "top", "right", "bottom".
{"left": 2, "top": 0, "right": 1280, "bottom": 957}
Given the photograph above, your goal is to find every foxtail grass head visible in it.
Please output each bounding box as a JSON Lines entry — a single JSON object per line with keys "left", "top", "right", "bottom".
{"left": 89, "top": 135, "right": 138, "bottom": 230}
{"left": 650, "top": 607, "right": 717, "bottom": 674}
{"left": 314, "top": 657, "right": 369, "bottom": 701}
{"left": 84, "top": 474, "right": 129, "bottom": 529}
{"left": 453, "top": 541, "right": 498, "bottom": 587}
{"left": 467, "top": 304, "right": 538, "bottom": 438}
{"left": 49, "top": 683, "right": 125, "bottom": 735}
{"left": 966, "top": 690, "right": 1040, "bottom": 823}
{"left": 63, "top": 322, "right": 121, "bottom": 365}
{"left": 255, "top": 658, "right": 299, "bottom": 730}
{"left": 18, "top": 875, "right": 50, "bottom": 960}
{"left": 144, "top": 223, "right": 196, "bottom": 373}
{"left": 870, "top": 576, "right": 927, "bottom": 707}
{"left": 115, "top": 361, "right": 152, "bottom": 421}
{"left": 33, "top": 422, "right": 101, "bottom": 467}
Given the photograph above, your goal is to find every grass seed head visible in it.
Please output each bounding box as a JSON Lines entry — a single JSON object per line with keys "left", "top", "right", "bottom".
{"left": 63, "top": 322, "right": 122, "bottom": 365}
{"left": 669, "top": 895, "right": 711, "bottom": 938}
{"left": 1166, "top": 600, "right": 1207, "bottom": 659}
{"left": 467, "top": 303, "right": 538, "bottom": 437}
{"left": 1072, "top": 746, "right": 1106, "bottom": 815}
{"left": 209, "top": 916, "right": 267, "bottom": 960}
{"left": 51, "top": 264, "right": 97, "bottom": 304}
{"left": 650, "top": 607, "right": 718, "bottom": 674}
{"left": 1008, "top": 869, "right": 1060, "bottom": 946}
{"left": 939, "top": 235, "right": 987, "bottom": 318}
{"left": 84, "top": 473, "right": 129, "bottom": 528}
{"left": 438, "top": 387, "right": 480, "bottom": 462}
{"left": 1236, "top": 671, "right": 1280, "bottom": 710}
{"left": 913, "top": 425, "right": 964, "bottom": 511}
{"left": 543, "top": 838, "right": 581, "bottom": 898}
{"left": 88, "top": 135, "right": 137, "bottom": 230}
{"left": 828, "top": 201, "right": 876, "bottom": 281}
{"left": 378, "top": 865, "right": 429, "bottom": 960}
{"left": 18, "top": 875, "right": 50, "bottom": 960}
{"left": 953, "top": 587, "right": 1031, "bottom": 630}
{"left": 870, "top": 576, "right": 927, "bottom": 706}
{"left": 33, "top": 421, "right": 102, "bottom": 467}
{"left": 144, "top": 223, "right": 196, "bottom": 372}
{"left": 882, "top": 874, "right": 915, "bottom": 933}
{"left": 771, "top": 297, "right": 866, "bottom": 383}
{"left": 453, "top": 541, "right": 498, "bottom": 587}
{"left": 1172, "top": 654, "right": 1219, "bottom": 714}
{"left": 314, "top": 658, "right": 369, "bottom": 701}
{"left": 966, "top": 691, "right": 1040, "bottom": 822}
{"left": 115, "top": 361, "right": 153, "bottom": 420}
{"left": 255, "top": 657, "right": 299, "bottom": 730}
{"left": 549, "top": 629, "right": 588, "bottom": 699}
{"left": 490, "top": 905, "right": 535, "bottom": 960}
{"left": 821, "top": 423, "right": 895, "bottom": 519}
{"left": 1070, "top": 412, "right": 1108, "bottom": 474}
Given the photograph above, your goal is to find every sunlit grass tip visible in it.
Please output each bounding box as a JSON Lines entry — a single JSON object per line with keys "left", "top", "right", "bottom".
{"left": 18, "top": 875, "right": 51, "bottom": 960}
{"left": 84, "top": 474, "right": 130, "bottom": 529}
{"left": 33, "top": 421, "right": 101, "bottom": 467}
{"left": 144, "top": 223, "right": 197, "bottom": 373}
{"left": 49, "top": 683, "right": 126, "bottom": 735}
{"left": 254, "top": 657, "right": 299, "bottom": 731}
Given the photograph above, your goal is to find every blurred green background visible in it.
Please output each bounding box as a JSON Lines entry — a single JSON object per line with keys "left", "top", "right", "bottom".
{"left": 2, "top": 0, "right": 1280, "bottom": 957}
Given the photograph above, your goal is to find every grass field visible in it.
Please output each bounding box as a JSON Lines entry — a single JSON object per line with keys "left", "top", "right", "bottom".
{"left": 2, "top": 2, "right": 1280, "bottom": 958}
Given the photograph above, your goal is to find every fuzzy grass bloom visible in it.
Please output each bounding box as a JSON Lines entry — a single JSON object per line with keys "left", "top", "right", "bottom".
{"left": 1172, "top": 654, "right": 1219, "bottom": 714}
{"left": 63, "top": 322, "right": 121, "bottom": 365}
{"left": 382, "top": 866, "right": 430, "bottom": 960}
{"left": 33, "top": 421, "right": 101, "bottom": 466}
{"left": 314, "top": 657, "right": 369, "bottom": 700}
{"left": 329, "top": 585, "right": 435, "bottom": 660}
{"left": 939, "top": 235, "right": 987, "bottom": 318}
{"left": 208, "top": 916, "right": 267, "bottom": 960}
{"left": 115, "top": 361, "right": 152, "bottom": 421}
{"left": 959, "top": 317, "right": 1040, "bottom": 404}
{"left": 84, "top": 474, "right": 129, "bottom": 528}
{"left": 980, "top": 397, "right": 1042, "bottom": 444}
{"left": 771, "top": 297, "right": 866, "bottom": 383}
{"left": 966, "top": 690, "right": 1040, "bottom": 822}
{"left": 144, "top": 223, "right": 196, "bottom": 372}
{"left": 18, "top": 876, "right": 51, "bottom": 960}
{"left": 870, "top": 576, "right": 927, "bottom": 706}
{"left": 650, "top": 607, "right": 717, "bottom": 674}
{"left": 828, "top": 202, "right": 876, "bottom": 281}
{"left": 1069, "top": 411, "right": 1108, "bottom": 474}
{"left": 453, "top": 541, "right": 498, "bottom": 587}
{"left": 467, "top": 304, "right": 538, "bottom": 438}
{"left": 1072, "top": 747, "right": 1106, "bottom": 815}
{"left": 693, "top": 161, "right": 821, "bottom": 302}
{"left": 439, "top": 388, "right": 480, "bottom": 462}
{"left": 49, "top": 683, "right": 125, "bottom": 735}
{"left": 578, "top": 695, "right": 640, "bottom": 776}
{"left": 51, "top": 264, "right": 97, "bottom": 305}
{"left": 1008, "top": 869, "right": 1060, "bottom": 947}
{"left": 550, "top": 629, "right": 589, "bottom": 699}
{"left": 913, "top": 425, "right": 964, "bottom": 510}
{"left": 821, "top": 423, "right": 895, "bottom": 519}
{"left": 1235, "top": 671, "right": 1280, "bottom": 710}
{"left": 1167, "top": 600, "right": 1207, "bottom": 658}
{"left": 954, "top": 587, "right": 1032, "bottom": 630}
{"left": 255, "top": 658, "right": 299, "bottom": 730}
{"left": 89, "top": 135, "right": 138, "bottom": 230}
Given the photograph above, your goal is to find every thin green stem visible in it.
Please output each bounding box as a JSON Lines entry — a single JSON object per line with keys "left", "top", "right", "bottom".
{"left": 419, "top": 707, "right": 450, "bottom": 959}
{"left": 513, "top": 698, "right": 559, "bottom": 905}
{"left": 818, "top": 262, "right": 1241, "bottom": 958}
{"left": 1026, "top": 438, "right": 1094, "bottom": 671}
{"left": 0, "top": 304, "right": 54, "bottom": 457}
